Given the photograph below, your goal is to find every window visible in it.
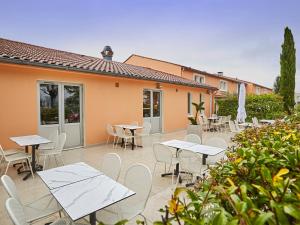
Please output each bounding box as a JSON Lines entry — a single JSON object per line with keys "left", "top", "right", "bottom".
{"left": 256, "top": 87, "right": 261, "bottom": 95}
{"left": 219, "top": 80, "right": 228, "bottom": 91}
{"left": 143, "top": 90, "right": 151, "bottom": 117}
{"left": 64, "top": 85, "right": 80, "bottom": 123}
{"left": 194, "top": 74, "right": 205, "bottom": 84}
{"left": 152, "top": 91, "right": 161, "bottom": 117}
{"left": 40, "top": 84, "right": 59, "bottom": 125}
{"left": 188, "top": 93, "right": 192, "bottom": 114}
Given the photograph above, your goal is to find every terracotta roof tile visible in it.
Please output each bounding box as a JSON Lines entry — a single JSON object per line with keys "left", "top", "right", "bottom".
{"left": 0, "top": 38, "right": 217, "bottom": 90}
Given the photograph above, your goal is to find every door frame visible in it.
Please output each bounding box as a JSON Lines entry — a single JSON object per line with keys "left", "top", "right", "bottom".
{"left": 143, "top": 89, "right": 163, "bottom": 133}
{"left": 37, "top": 80, "right": 84, "bottom": 149}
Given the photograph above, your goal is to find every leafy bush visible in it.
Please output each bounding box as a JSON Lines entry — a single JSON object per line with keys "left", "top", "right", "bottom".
{"left": 217, "top": 94, "right": 285, "bottom": 121}
{"left": 156, "top": 114, "right": 300, "bottom": 225}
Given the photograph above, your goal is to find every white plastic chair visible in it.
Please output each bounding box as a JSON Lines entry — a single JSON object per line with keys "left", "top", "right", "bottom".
{"left": 136, "top": 122, "right": 152, "bottom": 146}
{"left": 152, "top": 143, "right": 178, "bottom": 185}
{"left": 101, "top": 153, "right": 122, "bottom": 180}
{"left": 0, "top": 147, "right": 22, "bottom": 167}
{"left": 5, "top": 198, "right": 84, "bottom": 225}
{"left": 184, "top": 134, "right": 202, "bottom": 144}
{"left": 204, "top": 137, "right": 228, "bottom": 165}
{"left": 234, "top": 120, "right": 244, "bottom": 132}
{"left": 1, "top": 175, "right": 61, "bottom": 223}
{"left": 0, "top": 145, "right": 33, "bottom": 176}
{"left": 229, "top": 120, "right": 239, "bottom": 134}
{"left": 96, "top": 164, "right": 153, "bottom": 224}
{"left": 178, "top": 150, "right": 203, "bottom": 183}
{"left": 115, "top": 126, "right": 134, "bottom": 150}
{"left": 39, "top": 130, "right": 58, "bottom": 150}
{"left": 39, "top": 133, "right": 66, "bottom": 170}
{"left": 106, "top": 124, "right": 117, "bottom": 147}
{"left": 252, "top": 117, "right": 261, "bottom": 128}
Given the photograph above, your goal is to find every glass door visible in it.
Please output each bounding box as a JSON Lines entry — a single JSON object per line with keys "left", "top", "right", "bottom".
{"left": 38, "top": 82, "right": 83, "bottom": 149}
{"left": 143, "top": 90, "right": 162, "bottom": 133}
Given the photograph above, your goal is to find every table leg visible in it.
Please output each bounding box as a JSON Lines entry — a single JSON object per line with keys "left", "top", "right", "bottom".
{"left": 130, "top": 129, "right": 135, "bottom": 150}
{"left": 90, "top": 212, "right": 96, "bottom": 225}
{"left": 202, "top": 154, "right": 207, "bottom": 165}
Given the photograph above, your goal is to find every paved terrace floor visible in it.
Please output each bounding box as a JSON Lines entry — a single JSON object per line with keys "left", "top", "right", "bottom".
{"left": 0, "top": 130, "right": 233, "bottom": 225}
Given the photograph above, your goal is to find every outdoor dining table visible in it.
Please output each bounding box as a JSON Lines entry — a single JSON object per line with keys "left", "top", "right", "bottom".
{"left": 38, "top": 162, "right": 135, "bottom": 225}
{"left": 238, "top": 122, "right": 253, "bottom": 128}
{"left": 10, "top": 135, "right": 51, "bottom": 180}
{"left": 260, "top": 119, "right": 275, "bottom": 124}
{"left": 161, "top": 139, "right": 225, "bottom": 181}
{"left": 114, "top": 124, "right": 143, "bottom": 150}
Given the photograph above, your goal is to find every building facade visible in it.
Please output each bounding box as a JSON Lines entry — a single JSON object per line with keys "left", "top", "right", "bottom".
{"left": 0, "top": 38, "right": 217, "bottom": 149}
{"left": 124, "top": 54, "right": 273, "bottom": 97}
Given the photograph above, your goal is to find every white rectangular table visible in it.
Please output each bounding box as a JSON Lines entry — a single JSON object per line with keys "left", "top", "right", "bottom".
{"left": 10, "top": 135, "right": 51, "bottom": 180}
{"left": 39, "top": 162, "right": 135, "bottom": 225}
{"left": 114, "top": 124, "right": 143, "bottom": 150}
{"left": 37, "top": 162, "right": 103, "bottom": 189}
{"left": 260, "top": 119, "right": 275, "bottom": 124}
{"left": 161, "top": 139, "right": 225, "bottom": 165}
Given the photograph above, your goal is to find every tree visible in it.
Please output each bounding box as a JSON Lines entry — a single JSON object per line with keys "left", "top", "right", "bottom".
{"left": 188, "top": 101, "right": 205, "bottom": 125}
{"left": 279, "top": 27, "right": 296, "bottom": 114}
{"left": 273, "top": 76, "right": 281, "bottom": 94}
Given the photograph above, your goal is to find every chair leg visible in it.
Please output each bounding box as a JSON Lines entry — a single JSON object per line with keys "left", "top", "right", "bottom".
{"left": 4, "top": 162, "right": 10, "bottom": 174}
{"left": 27, "top": 159, "right": 34, "bottom": 178}
{"left": 152, "top": 162, "right": 157, "bottom": 176}
{"left": 113, "top": 136, "right": 116, "bottom": 147}
{"left": 43, "top": 156, "right": 47, "bottom": 170}
{"left": 54, "top": 155, "right": 59, "bottom": 167}
{"left": 106, "top": 136, "right": 110, "bottom": 144}
{"left": 124, "top": 139, "right": 127, "bottom": 150}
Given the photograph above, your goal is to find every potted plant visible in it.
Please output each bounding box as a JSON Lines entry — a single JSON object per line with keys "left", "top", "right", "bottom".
{"left": 187, "top": 101, "right": 205, "bottom": 137}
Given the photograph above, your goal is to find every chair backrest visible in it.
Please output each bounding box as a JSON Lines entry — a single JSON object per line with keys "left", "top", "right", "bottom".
{"left": 227, "top": 115, "right": 232, "bottom": 121}
{"left": 184, "top": 134, "right": 202, "bottom": 144}
{"left": 142, "top": 122, "right": 151, "bottom": 135}
{"left": 0, "top": 145, "right": 7, "bottom": 159}
{"left": 152, "top": 143, "right": 173, "bottom": 164}
{"left": 204, "top": 137, "right": 228, "bottom": 149}
{"left": 1, "top": 175, "right": 21, "bottom": 203}
{"left": 252, "top": 117, "right": 259, "bottom": 126}
{"left": 115, "top": 126, "right": 125, "bottom": 137}
{"left": 5, "top": 198, "right": 28, "bottom": 225}
{"left": 202, "top": 114, "right": 209, "bottom": 124}
{"left": 234, "top": 120, "right": 241, "bottom": 131}
{"left": 55, "top": 133, "right": 66, "bottom": 152}
{"left": 101, "top": 153, "right": 121, "bottom": 180}
{"left": 178, "top": 150, "right": 203, "bottom": 173}
{"left": 229, "top": 120, "right": 237, "bottom": 133}
{"left": 106, "top": 124, "right": 115, "bottom": 136}
{"left": 48, "top": 130, "right": 59, "bottom": 146}
{"left": 121, "top": 163, "right": 152, "bottom": 213}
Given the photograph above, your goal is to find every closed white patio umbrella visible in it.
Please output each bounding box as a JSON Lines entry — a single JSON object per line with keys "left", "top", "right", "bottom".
{"left": 236, "top": 83, "right": 247, "bottom": 123}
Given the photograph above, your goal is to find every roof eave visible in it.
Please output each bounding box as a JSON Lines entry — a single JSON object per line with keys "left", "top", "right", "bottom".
{"left": 0, "top": 58, "right": 217, "bottom": 91}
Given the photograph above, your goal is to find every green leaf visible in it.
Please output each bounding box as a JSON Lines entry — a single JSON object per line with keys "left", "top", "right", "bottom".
{"left": 212, "top": 210, "right": 228, "bottom": 225}
{"left": 253, "top": 212, "right": 273, "bottom": 225}
{"left": 260, "top": 165, "right": 272, "bottom": 183}
{"left": 283, "top": 204, "right": 300, "bottom": 220}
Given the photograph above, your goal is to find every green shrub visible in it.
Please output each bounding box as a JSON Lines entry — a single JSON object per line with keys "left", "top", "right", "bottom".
{"left": 217, "top": 94, "right": 285, "bottom": 121}
{"left": 156, "top": 114, "right": 300, "bottom": 225}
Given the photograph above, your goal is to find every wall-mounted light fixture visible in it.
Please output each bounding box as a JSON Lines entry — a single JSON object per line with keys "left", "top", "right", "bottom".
{"left": 176, "top": 89, "right": 178, "bottom": 92}
{"left": 156, "top": 82, "right": 162, "bottom": 89}
{"left": 115, "top": 82, "right": 119, "bottom": 87}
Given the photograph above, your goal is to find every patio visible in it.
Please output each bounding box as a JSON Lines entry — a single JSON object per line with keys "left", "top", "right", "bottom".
{"left": 0, "top": 129, "right": 233, "bottom": 225}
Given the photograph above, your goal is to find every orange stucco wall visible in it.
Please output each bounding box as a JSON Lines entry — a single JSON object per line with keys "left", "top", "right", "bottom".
{"left": 125, "top": 55, "right": 183, "bottom": 76}
{"left": 0, "top": 63, "right": 212, "bottom": 149}
{"left": 182, "top": 70, "right": 238, "bottom": 95}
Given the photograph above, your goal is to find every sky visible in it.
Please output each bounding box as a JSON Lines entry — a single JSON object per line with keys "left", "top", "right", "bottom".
{"left": 0, "top": 0, "right": 299, "bottom": 91}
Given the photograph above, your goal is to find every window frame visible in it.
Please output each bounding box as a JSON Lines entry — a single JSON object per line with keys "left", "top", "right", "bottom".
{"left": 219, "top": 80, "right": 228, "bottom": 92}
{"left": 193, "top": 74, "right": 205, "bottom": 84}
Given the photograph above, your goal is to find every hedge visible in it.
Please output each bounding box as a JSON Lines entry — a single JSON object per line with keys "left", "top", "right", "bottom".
{"left": 216, "top": 94, "right": 285, "bottom": 121}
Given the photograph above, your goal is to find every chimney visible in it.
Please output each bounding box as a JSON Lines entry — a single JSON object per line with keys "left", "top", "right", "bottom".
{"left": 101, "top": 46, "right": 113, "bottom": 61}
{"left": 217, "top": 72, "right": 223, "bottom": 76}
